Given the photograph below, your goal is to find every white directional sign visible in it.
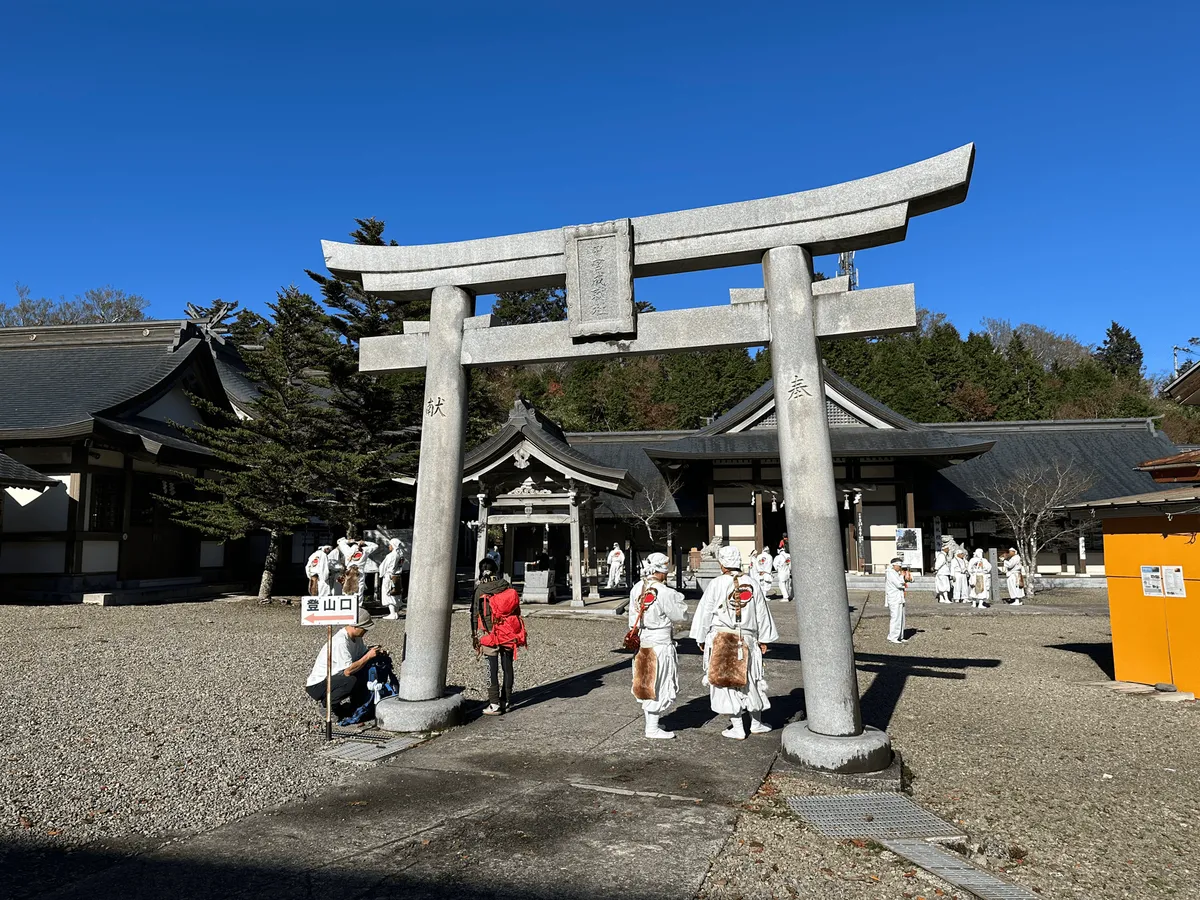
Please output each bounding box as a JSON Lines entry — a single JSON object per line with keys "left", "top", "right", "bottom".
{"left": 300, "top": 594, "right": 358, "bottom": 626}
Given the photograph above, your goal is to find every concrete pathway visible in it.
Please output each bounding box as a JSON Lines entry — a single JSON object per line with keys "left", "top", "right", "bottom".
{"left": 44, "top": 616, "right": 806, "bottom": 900}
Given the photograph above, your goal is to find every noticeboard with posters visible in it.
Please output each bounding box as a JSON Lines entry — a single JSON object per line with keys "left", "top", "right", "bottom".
{"left": 894, "top": 527, "right": 924, "bottom": 572}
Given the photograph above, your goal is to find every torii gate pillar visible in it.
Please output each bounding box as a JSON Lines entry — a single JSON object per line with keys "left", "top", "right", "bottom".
{"left": 765, "top": 246, "right": 892, "bottom": 771}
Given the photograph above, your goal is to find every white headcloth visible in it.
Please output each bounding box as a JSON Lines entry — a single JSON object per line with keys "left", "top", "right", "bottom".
{"left": 718, "top": 545, "right": 743, "bottom": 570}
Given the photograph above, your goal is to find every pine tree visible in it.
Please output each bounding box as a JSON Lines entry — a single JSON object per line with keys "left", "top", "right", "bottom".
{"left": 306, "top": 219, "right": 426, "bottom": 536}
{"left": 162, "top": 287, "right": 338, "bottom": 600}
{"left": 1093, "top": 321, "right": 1144, "bottom": 380}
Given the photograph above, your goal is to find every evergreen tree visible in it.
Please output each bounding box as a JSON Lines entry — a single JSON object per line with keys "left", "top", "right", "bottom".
{"left": 491, "top": 287, "right": 567, "bottom": 325}
{"left": 306, "top": 219, "right": 426, "bottom": 535}
{"left": 162, "top": 288, "right": 337, "bottom": 600}
{"left": 1093, "top": 321, "right": 1144, "bottom": 380}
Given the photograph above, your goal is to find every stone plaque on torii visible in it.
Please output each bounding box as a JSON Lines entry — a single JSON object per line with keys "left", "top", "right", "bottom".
{"left": 322, "top": 144, "right": 974, "bottom": 772}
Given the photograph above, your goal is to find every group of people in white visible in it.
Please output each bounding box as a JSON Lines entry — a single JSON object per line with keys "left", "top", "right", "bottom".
{"left": 628, "top": 544, "right": 778, "bottom": 742}
{"left": 303, "top": 536, "right": 409, "bottom": 619}
{"left": 885, "top": 537, "right": 1029, "bottom": 644}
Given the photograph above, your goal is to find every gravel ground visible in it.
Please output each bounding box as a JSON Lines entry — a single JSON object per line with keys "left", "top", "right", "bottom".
{"left": 0, "top": 597, "right": 626, "bottom": 861}
{"left": 701, "top": 594, "right": 1199, "bottom": 899}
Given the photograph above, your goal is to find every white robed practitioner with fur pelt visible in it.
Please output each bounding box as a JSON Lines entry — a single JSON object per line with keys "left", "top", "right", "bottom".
{"left": 689, "top": 545, "right": 779, "bottom": 740}
{"left": 968, "top": 549, "right": 991, "bottom": 608}
{"left": 773, "top": 547, "right": 792, "bottom": 602}
{"left": 379, "top": 538, "right": 405, "bottom": 619}
{"left": 628, "top": 552, "right": 689, "bottom": 740}
{"left": 304, "top": 545, "right": 333, "bottom": 597}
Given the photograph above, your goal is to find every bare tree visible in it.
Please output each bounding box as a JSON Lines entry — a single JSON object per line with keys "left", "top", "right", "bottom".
{"left": 2, "top": 284, "right": 148, "bottom": 326}
{"left": 608, "top": 473, "right": 683, "bottom": 545}
{"left": 980, "top": 317, "right": 1090, "bottom": 369}
{"left": 974, "top": 460, "right": 1094, "bottom": 594}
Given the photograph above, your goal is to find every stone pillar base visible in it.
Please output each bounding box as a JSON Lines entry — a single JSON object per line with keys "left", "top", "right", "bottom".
{"left": 376, "top": 689, "right": 466, "bottom": 733}
{"left": 780, "top": 722, "right": 893, "bottom": 774}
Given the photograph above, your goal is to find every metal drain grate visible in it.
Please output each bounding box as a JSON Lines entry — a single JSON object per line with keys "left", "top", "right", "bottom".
{"left": 784, "top": 793, "right": 963, "bottom": 840}
{"left": 319, "top": 735, "right": 422, "bottom": 763}
{"left": 883, "top": 839, "right": 1040, "bottom": 900}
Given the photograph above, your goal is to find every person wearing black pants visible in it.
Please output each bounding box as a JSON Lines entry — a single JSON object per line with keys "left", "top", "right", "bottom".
{"left": 472, "top": 557, "right": 527, "bottom": 715}
{"left": 304, "top": 608, "right": 379, "bottom": 714}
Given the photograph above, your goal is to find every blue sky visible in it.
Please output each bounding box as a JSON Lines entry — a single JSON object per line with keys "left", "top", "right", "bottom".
{"left": 2, "top": 1, "right": 1196, "bottom": 376}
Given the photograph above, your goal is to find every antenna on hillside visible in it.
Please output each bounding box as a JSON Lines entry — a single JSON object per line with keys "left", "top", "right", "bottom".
{"left": 837, "top": 251, "right": 858, "bottom": 290}
{"left": 1173, "top": 343, "right": 1198, "bottom": 378}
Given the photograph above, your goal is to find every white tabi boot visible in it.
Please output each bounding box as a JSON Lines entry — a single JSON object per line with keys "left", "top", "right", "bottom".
{"left": 722, "top": 716, "right": 747, "bottom": 740}
{"left": 644, "top": 712, "right": 675, "bottom": 740}
{"left": 749, "top": 711, "right": 773, "bottom": 734}
{"left": 384, "top": 603, "right": 399, "bottom": 620}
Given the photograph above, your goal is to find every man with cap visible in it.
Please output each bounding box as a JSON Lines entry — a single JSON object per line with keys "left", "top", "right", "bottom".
{"left": 606, "top": 542, "right": 626, "bottom": 590}
{"left": 933, "top": 536, "right": 953, "bottom": 604}
{"left": 773, "top": 544, "right": 792, "bottom": 602}
{"left": 304, "top": 544, "right": 334, "bottom": 598}
{"left": 628, "top": 551, "right": 689, "bottom": 739}
{"left": 1003, "top": 547, "right": 1026, "bottom": 605}
{"left": 885, "top": 556, "right": 908, "bottom": 643}
{"left": 689, "top": 545, "right": 779, "bottom": 740}
{"left": 379, "top": 537, "right": 405, "bottom": 619}
{"left": 304, "top": 608, "right": 381, "bottom": 713}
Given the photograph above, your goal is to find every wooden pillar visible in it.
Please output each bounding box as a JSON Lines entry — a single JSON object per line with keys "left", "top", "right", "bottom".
{"left": 569, "top": 493, "right": 584, "bottom": 607}
{"left": 474, "top": 493, "right": 489, "bottom": 577}
{"left": 707, "top": 486, "right": 716, "bottom": 541}
{"left": 754, "top": 490, "right": 764, "bottom": 550}
{"left": 585, "top": 499, "right": 600, "bottom": 599}
{"left": 502, "top": 525, "right": 515, "bottom": 582}
{"left": 905, "top": 491, "right": 916, "bottom": 529}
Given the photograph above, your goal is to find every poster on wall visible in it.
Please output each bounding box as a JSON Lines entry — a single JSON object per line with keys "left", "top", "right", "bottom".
{"left": 1141, "top": 565, "right": 1164, "bottom": 597}
{"left": 895, "top": 527, "right": 924, "bottom": 572}
{"left": 1163, "top": 565, "right": 1187, "bottom": 598}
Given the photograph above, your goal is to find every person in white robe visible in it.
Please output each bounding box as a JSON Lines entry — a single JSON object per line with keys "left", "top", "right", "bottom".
{"left": 934, "top": 537, "right": 952, "bottom": 604}
{"left": 379, "top": 538, "right": 405, "bottom": 619}
{"left": 605, "top": 543, "right": 625, "bottom": 589}
{"left": 689, "top": 545, "right": 779, "bottom": 740}
{"left": 628, "top": 552, "right": 689, "bottom": 739}
{"left": 754, "top": 547, "right": 774, "bottom": 596}
{"left": 304, "top": 545, "right": 333, "bottom": 597}
{"left": 1003, "top": 548, "right": 1025, "bottom": 605}
{"left": 773, "top": 547, "right": 792, "bottom": 602}
{"left": 337, "top": 537, "right": 379, "bottom": 604}
{"left": 967, "top": 549, "right": 991, "bottom": 608}
{"left": 885, "top": 556, "right": 907, "bottom": 643}
{"left": 951, "top": 547, "right": 970, "bottom": 603}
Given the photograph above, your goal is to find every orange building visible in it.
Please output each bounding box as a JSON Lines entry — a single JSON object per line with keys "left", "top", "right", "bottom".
{"left": 1062, "top": 486, "right": 1200, "bottom": 693}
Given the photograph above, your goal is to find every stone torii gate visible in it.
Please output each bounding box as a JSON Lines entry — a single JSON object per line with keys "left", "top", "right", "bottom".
{"left": 323, "top": 144, "right": 974, "bottom": 771}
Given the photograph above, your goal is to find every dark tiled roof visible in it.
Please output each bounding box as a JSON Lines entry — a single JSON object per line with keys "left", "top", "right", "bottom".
{"left": 0, "top": 337, "right": 201, "bottom": 437}
{"left": 465, "top": 399, "right": 641, "bottom": 497}
{"left": 645, "top": 428, "right": 993, "bottom": 462}
{"left": 1058, "top": 484, "right": 1200, "bottom": 511}
{"left": 923, "top": 420, "right": 1179, "bottom": 512}
{"left": 564, "top": 438, "right": 681, "bottom": 519}
{"left": 0, "top": 453, "right": 58, "bottom": 488}
{"left": 698, "top": 366, "right": 919, "bottom": 435}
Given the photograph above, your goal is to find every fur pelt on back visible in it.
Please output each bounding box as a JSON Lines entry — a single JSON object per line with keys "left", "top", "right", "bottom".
{"left": 632, "top": 647, "right": 658, "bottom": 700}
{"left": 708, "top": 630, "right": 748, "bottom": 688}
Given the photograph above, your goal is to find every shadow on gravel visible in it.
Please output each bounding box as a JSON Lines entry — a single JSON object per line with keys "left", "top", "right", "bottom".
{"left": 1046, "top": 641, "right": 1116, "bottom": 679}
{"left": 856, "top": 652, "right": 1002, "bottom": 730}
{"left": 0, "top": 840, "right": 690, "bottom": 900}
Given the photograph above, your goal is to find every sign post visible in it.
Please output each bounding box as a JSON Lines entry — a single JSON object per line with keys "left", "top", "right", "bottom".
{"left": 301, "top": 594, "right": 359, "bottom": 741}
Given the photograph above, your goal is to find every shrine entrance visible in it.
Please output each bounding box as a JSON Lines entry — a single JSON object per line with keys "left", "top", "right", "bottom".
{"left": 462, "top": 399, "right": 641, "bottom": 606}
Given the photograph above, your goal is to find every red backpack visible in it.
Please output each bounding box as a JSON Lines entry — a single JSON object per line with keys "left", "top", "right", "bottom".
{"left": 477, "top": 587, "right": 528, "bottom": 655}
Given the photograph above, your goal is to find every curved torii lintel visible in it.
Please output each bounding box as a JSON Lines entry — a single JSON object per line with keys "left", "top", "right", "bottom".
{"left": 322, "top": 144, "right": 974, "bottom": 300}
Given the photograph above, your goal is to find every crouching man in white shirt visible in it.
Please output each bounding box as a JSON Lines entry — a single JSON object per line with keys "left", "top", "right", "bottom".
{"left": 304, "top": 608, "right": 381, "bottom": 714}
